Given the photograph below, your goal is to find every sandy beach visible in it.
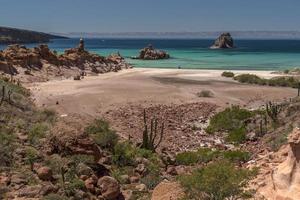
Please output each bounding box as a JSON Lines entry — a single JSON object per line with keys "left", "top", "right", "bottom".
{"left": 28, "top": 68, "right": 297, "bottom": 116}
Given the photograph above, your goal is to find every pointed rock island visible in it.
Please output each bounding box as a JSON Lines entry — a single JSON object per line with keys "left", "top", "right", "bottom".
{"left": 210, "top": 32, "right": 234, "bottom": 49}
{"left": 132, "top": 44, "right": 170, "bottom": 60}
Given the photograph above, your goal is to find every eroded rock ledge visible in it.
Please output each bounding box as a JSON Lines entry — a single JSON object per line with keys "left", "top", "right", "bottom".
{"left": 132, "top": 44, "right": 170, "bottom": 60}
{"left": 0, "top": 38, "right": 132, "bottom": 82}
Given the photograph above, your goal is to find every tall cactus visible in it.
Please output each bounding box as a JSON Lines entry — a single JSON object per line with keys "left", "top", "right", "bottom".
{"left": 266, "top": 101, "right": 282, "bottom": 123}
{"left": 0, "top": 86, "right": 5, "bottom": 106}
{"left": 140, "top": 109, "right": 164, "bottom": 152}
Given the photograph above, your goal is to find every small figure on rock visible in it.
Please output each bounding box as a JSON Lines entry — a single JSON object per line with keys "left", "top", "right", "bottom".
{"left": 78, "top": 38, "right": 85, "bottom": 52}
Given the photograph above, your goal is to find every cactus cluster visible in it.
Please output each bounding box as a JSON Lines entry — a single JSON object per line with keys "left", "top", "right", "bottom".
{"left": 140, "top": 109, "right": 165, "bottom": 152}
{"left": 0, "top": 85, "right": 13, "bottom": 107}
{"left": 266, "top": 101, "right": 282, "bottom": 123}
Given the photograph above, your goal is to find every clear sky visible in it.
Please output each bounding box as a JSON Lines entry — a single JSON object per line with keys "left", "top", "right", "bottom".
{"left": 1, "top": 0, "right": 300, "bottom": 33}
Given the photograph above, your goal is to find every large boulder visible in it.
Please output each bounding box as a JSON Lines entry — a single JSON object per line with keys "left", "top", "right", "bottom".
{"left": 151, "top": 180, "right": 185, "bottom": 200}
{"left": 210, "top": 33, "right": 234, "bottom": 49}
{"left": 36, "top": 166, "right": 53, "bottom": 181}
{"left": 135, "top": 44, "right": 170, "bottom": 60}
{"left": 97, "top": 176, "right": 121, "bottom": 200}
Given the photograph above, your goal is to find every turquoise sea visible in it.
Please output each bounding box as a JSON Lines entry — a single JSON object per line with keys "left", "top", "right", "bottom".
{"left": 2, "top": 38, "right": 300, "bottom": 70}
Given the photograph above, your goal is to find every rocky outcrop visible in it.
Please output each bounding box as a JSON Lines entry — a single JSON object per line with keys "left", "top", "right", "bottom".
{"left": 210, "top": 33, "right": 234, "bottom": 49}
{"left": 133, "top": 44, "right": 170, "bottom": 60}
{"left": 0, "top": 39, "right": 132, "bottom": 82}
{"left": 255, "top": 128, "right": 300, "bottom": 200}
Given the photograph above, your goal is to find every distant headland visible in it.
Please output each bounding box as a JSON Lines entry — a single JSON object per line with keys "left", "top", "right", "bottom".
{"left": 0, "top": 26, "right": 67, "bottom": 44}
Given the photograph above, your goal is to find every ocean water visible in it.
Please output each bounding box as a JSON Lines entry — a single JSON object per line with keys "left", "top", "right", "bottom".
{"left": 2, "top": 38, "right": 300, "bottom": 70}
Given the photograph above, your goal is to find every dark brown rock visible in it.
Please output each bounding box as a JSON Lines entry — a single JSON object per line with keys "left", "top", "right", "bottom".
{"left": 134, "top": 44, "right": 170, "bottom": 60}
{"left": 211, "top": 33, "right": 234, "bottom": 49}
{"left": 97, "top": 176, "right": 120, "bottom": 200}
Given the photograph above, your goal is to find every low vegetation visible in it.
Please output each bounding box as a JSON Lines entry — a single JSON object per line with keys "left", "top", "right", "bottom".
{"left": 206, "top": 106, "right": 253, "bottom": 143}
{"left": 234, "top": 74, "right": 300, "bottom": 88}
{"left": 85, "top": 119, "right": 119, "bottom": 150}
{"left": 197, "top": 90, "right": 214, "bottom": 98}
{"left": 179, "top": 160, "right": 256, "bottom": 200}
{"left": 176, "top": 148, "right": 251, "bottom": 165}
{"left": 221, "top": 71, "right": 235, "bottom": 78}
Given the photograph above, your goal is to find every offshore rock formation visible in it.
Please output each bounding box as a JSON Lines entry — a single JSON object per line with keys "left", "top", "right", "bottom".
{"left": 133, "top": 44, "right": 170, "bottom": 60}
{"left": 210, "top": 32, "right": 234, "bottom": 49}
{"left": 0, "top": 38, "right": 132, "bottom": 82}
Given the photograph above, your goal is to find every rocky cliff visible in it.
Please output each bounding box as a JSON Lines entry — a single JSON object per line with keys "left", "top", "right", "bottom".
{"left": 210, "top": 32, "right": 234, "bottom": 49}
{"left": 0, "top": 26, "right": 66, "bottom": 44}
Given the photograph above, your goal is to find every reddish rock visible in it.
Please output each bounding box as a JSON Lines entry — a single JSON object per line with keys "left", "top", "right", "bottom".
{"left": 97, "top": 176, "right": 120, "bottom": 200}
{"left": 37, "top": 167, "right": 53, "bottom": 181}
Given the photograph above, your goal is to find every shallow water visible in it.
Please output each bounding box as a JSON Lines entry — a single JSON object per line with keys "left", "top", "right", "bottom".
{"left": 1, "top": 38, "right": 300, "bottom": 70}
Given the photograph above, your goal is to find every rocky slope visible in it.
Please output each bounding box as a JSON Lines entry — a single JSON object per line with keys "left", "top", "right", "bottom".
{"left": 0, "top": 26, "right": 66, "bottom": 44}
{"left": 0, "top": 38, "right": 132, "bottom": 82}
{"left": 132, "top": 45, "right": 170, "bottom": 60}
{"left": 210, "top": 32, "right": 234, "bottom": 49}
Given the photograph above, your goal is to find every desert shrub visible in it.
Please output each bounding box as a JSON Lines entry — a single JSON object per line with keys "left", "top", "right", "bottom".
{"left": 234, "top": 74, "right": 300, "bottom": 88}
{"left": 85, "top": 119, "right": 119, "bottom": 149}
{"left": 226, "top": 126, "right": 247, "bottom": 144}
{"left": 35, "top": 109, "right": 56, "bottom": 124}
{"left": 176, "top": 151, "right": 199, "bottom": 165}
{"left": 70, "top": 154, "right": 94, "bottom": 165}
{"left": 28, "top": 122, "right": 49, "bottom": 145}
{"left": 197, "top": 90, "right": 214, "bottom": 98}
{"left": 221, "top": 150, "right": 250, "bottom": 163}
{"left": 0, "top": 127, "right": 16, "bottom": 168}
{"left": 176, "top": 148, "right": 219, "bottom": 165}
{"left": 65, "top": 178, "right": 85, "bottom": 196}
{"left": 43, "top": 194, "right": 68, "bottom": 200}
{"left": 25, "top": 147, "right": 40, "bottom": 170}
{"left": 206, "top": 106, "right": 253, "bottom": 134}
{"left": 141, "top": 154, "right": 162, "bottom": 190}
{"left": 112, "top": 142, "right": 136, "bottom": 167}
{"left": 179, "top": 160, "right": 255, "bottom": 200}
{"left": 221, "top": 71, "right": 235, "bottom": 78}
{"left": 234, "top": 74, "right": 266, "bottom": 85}
{"left": 176, "top": 148, "right": 250, "bottom": 165}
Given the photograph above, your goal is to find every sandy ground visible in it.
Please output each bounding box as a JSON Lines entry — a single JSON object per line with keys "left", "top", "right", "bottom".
{"left": 28, "top": 68, "right": 297, "bottom": 117}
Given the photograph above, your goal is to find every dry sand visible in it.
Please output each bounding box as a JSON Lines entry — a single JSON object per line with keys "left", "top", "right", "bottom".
{"left": 28, "top": 68, "right": 297, "bottom": 117}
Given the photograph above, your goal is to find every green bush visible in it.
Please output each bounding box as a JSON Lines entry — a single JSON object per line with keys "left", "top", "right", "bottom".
{"left": 234, "top": 74, "right": 300, "bottom": 88}
{"left": 179, "top": 160, "right": 255, "bottom": 200}
{"left": 221, "top": 150, "right": 250, "bottom": 163}
{"left": 65, "top": 178, "right": 85, "bottom": 196}
{"left": 197, "top": 90, "right": 214, "bottom": 98}
{"left": 0, "top": 127, "right": 15, "bottom": 167}
{"left": 112, "top": 142, "right": 136, "bottom": 166}
{"left": 206, "top": 106, "right": 253, "bottom": 134}
{"left": 226, "top": 126, "right": 247, "bottom": 144}
{"left": 85, "top": 119, "right": 119, "bottom": 149}
{"left": 176, "top": 148, "right": 250, "bottom": 165}
{"left": 221, "top": 71, "right": 235, "bottom": 78}
{"left": 176, "top": 148, "right": 219, "bottom": 165}
{"left": 28, "top": 123, "right": 49, "bottom": 145}
{"left": 25, "top": 147, "right": 40, "bottom": 170}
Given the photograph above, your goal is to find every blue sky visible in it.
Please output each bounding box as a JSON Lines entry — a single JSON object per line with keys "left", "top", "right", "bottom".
{"left": 0, "top": 0, "right": 300, "bottom": 33}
